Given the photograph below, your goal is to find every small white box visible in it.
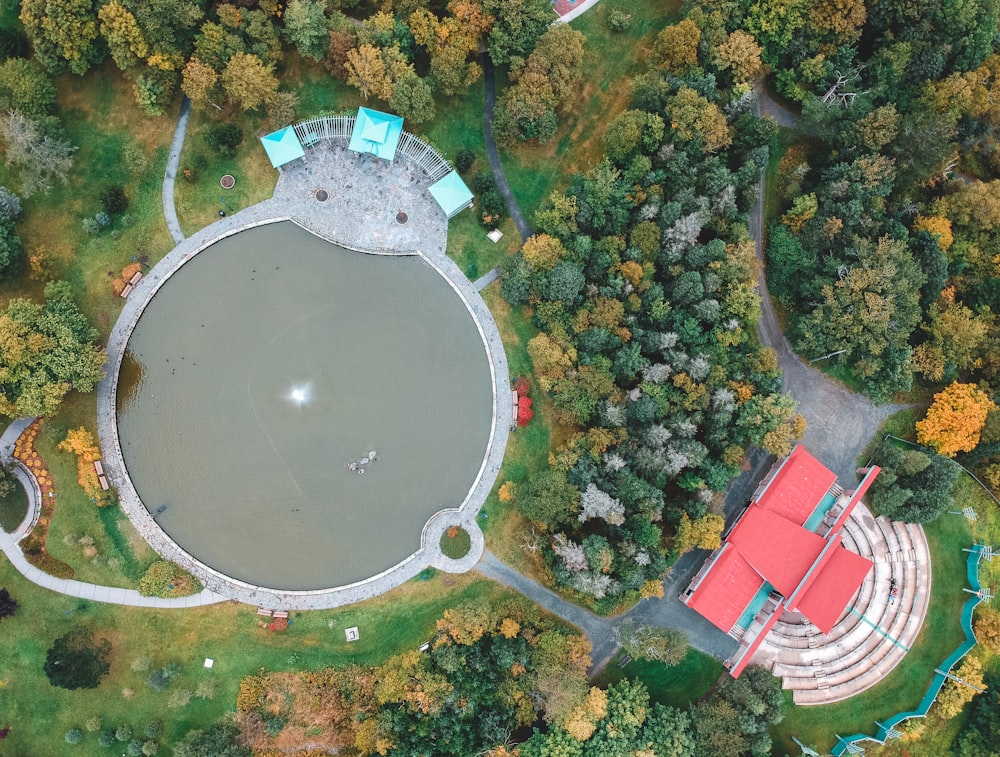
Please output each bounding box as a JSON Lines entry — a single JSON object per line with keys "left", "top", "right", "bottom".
{"left": 204, "top": 658, "right": 214, "bottom": 668}
{"left": 487, "top": 229, "right": 503, "bottom": 243}
{"left": 345, "top": 627, "right": 360, "bottom": 642}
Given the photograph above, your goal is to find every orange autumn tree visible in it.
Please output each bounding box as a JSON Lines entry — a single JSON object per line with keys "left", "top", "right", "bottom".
{"left": 58, "top": 427, "right": 110, "bottom": 505}
{"left": 916, "top": 382, "right": 997, "bottom": 457}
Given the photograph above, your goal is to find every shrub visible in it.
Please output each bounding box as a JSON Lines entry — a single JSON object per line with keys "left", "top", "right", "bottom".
{"left": 479, "top": 189, "right": 506, "bottom": 226}
{"left": 147, "top": 663, "right": 182, "bottom": 691}
{"left": 607, "top": 10, "right": 633, "bottom": 32}
{"left": 44, "top": 630, "right": 111, "bottom": 690}
{"left": 455, "top": 148, "right": 475, "bottom": 173}
{"left": 127, "top": 739, "right": 144, "bottom": 756}
{"left": 143, "top": 721, "right": 163, "bottom": 739}
{"left": 204, "top": 123, "right": 244, "bottom": 157}
{"left": 138, "top": 561, "right": 203, "bottom": 598}
{"left": 100, "top": 186, "right": 129, "bottom": 214}
{"left": 95, "top": 211, "right": 111, "bottom": 228}
{"left": 472, "top": 171, "right": 496, "bottom": 195}
{"left": 98, "top": 729, "right": 116, "bottom": 747}
{"left": 142, "top": 740, "right": 160, "bottom": 756}
{"left": 0, "top": 28, "right": 28, "bottom": 59}
{"left": 65, "top": 728, "right": 84, "bottom": 744}
{"left": 0, "top": 187, "right": 21, "bottom": 219}
{"left": 116, "top": 724, "right": 133, "bottom": 742}
{"left": 0, "top": 588, "right": 17, "bottom": 621}
{"left": 82, "top": 217, "right": 101, "bottom": 235}
{"left": 85, "top": 715, "right": 102, "bottom": 732}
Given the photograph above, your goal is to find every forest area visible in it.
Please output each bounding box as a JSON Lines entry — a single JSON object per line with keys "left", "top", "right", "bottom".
{"left": 0, "top": 0, "right": 999, "bottom": 754}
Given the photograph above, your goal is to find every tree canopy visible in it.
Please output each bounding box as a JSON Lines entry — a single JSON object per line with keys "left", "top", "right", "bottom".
{"left": 43, "top": 628, "right": 112, "bottom": 690}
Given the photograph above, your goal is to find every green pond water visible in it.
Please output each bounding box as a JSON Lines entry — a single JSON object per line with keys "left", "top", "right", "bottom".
{"left": 117, "top": 222, "right": 494, "bottom": 590}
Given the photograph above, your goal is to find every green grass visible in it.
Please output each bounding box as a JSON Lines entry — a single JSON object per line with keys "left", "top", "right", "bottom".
{"left": 173, "top": 108, "right": 276, "bottom": 237}
{"left": 0, "top": 476, "right": 27, "bottom": 532}
{"left": 499, "top": 0, "right": 681, "bottom": 219}
{"left": 440, "top": 527, "right": 472, "bottom": 559}
{"left": 281, "top": 53, "right": 363, "bottom": 118}
{"left": 0, "top": 564, "right": 516, "bottom": 754}
{"left": 31, "top": 395, "right": 156, "bottom": 588}
{"left": 858, "top": 408, "right": 927, "bottom": 467}
{"left": 771, "top": 511, "right": 973, "bottom": 754}
{"left": 597, "top": 648, "right": 724, "bottom": 709}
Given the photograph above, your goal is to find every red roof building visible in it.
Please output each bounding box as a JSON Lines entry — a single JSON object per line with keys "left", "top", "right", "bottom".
{"left": 681, "top": 446, "right": 880, "bottom": 677}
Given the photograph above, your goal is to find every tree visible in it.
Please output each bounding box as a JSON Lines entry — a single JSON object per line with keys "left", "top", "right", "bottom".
{"left": 345, "top": 44, "right": 391, "bottom": 101}
{"left": 650, "top": 19, "right": 700, "bottom": 74}
{"left": 917, "top": 382, "right": 997, "bottom": 457}
{"left": 518, "top": 468, "right": 579, "bottom": 527}
{"left": 0, "top": 215, "right": 23, "bottom": 282}
{"left": 19, "top": 0, "right": 104, "bottom": 75}
{"left": 666, "top": 86, "right": 732, "bottom": 153}
{"left": 0, "top": 110, "right": 77, "bottom": 197}
{"left": 388, "top": 69, "right": 435, "bottom": 123}
{"left": 521, "top": 233, "right": 567, "bottom": 271}
{"left": 181, "top": 57, "right": 221, "bottom": 110}
{"left": 480, "top": 0, "right": 552, "bottom": 65}
{"left": 221, "top": 53, "right": 278, "bottom": 111}
{"left": 675, "top": 512, "right": 724, "bottom": 552}
{"left": 0, "top": 281, "right": 106, "bottom": 417}
{"left": 0, "top": 59, "right": 56, "bottom": 116}
{"left": 712, "top": 30, "right": 764, "bottom": 84}
{"left": 98, "top": 0, "right": 148, "bottom": 71}
{"left": 603, "top": 109, "right": 665, "bottom": 164}
{"left": 935, "top": 655, "right": 985, "bottom": 718}
{"left": 973, "top": 605, "right": 1000, "bottom": 654}
{"left": 0, "top": 587, "right": 17, "bottom": 621}
{"left": 174, "top": 721, "right": 250, "bottom": 757}
{"left": 44, "top": 629, "right": 111, "bottom": 690}
{"left": 795, "top": 236, "right": 924, "bottom": 400}
{"left": 615, "top": 621, "right": 687, "bottom": 665}
{"left": 284, "top": 0, "right": 329, "bottom": 61}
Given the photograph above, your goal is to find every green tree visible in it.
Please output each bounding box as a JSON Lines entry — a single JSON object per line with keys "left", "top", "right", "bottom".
{"left": 388, "top": 68, "right": 436, "bottom": 123}
{"left": 795, "top": 236, "right": 924, "bottom": 400}
{"left": 0, "top": 281, "right": 106, "bottom": 418}
{"left": 0, "top": 587, "right": 17, "bottom": 620}
{"left": 480, "top": 0, "right": 552, "bottom": 65}
{"left": 284, "top": 0, "right": 329, "bottom": 61}
{"left": 603, "top": 110, "right": 665, "bottom": 164}
{"left": 20, "top": 0, "right": 104, "bottom": 74}
{"left": 0, "top": 58, "right": 57, "bottom": 116}
{"left": 518, "top": 469, "right": 579, "bottom": 528}
{"left": 0, "top": 215, "right": 23, "bottom": 282}
{"left": 650, "top": 18, "right": 700, "bottom": 74}
{"left": 44, "top": 629, "right": 112, "bottom": 690}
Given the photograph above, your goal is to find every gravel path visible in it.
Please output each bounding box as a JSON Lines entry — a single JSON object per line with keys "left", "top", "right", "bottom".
{"left": 482, "top": 56, "right": 532, "bottom": 242}
{"left": 162, "top": 96, "right": 191, "bottom": 245}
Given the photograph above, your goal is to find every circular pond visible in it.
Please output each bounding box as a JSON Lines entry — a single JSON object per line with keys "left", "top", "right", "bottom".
{"left": 116, "top": 222, "right": 494, "bottom": 590}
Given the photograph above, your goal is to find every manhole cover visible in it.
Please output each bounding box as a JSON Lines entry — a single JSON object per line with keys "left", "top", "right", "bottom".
{"left": 220, "top": 174, "right": 235, "bottom": 189}
{"left": 315, "top": 189, "right": 328, "bottom": 202}
{"left": 396, "top": 211, "right": 408, "bottom": 224}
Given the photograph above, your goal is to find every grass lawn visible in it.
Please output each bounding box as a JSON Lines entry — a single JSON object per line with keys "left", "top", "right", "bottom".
{"left": 596, "top": 648, "right": 724, "bottom": 709}
{"left": 440, "top": 527, "right": 472, "bottom": 559}
{"left": 771, "top": 507, "right": 973, "bottom": 754}
{"left": 173, "top": 107, "right": 276, "bottom": 237}
{"left": 0, "top": 477, "right": 27, "bottom": 532}
{"left": 499, "top": 0, "right": 681, "bottom": 219}
{"left": 0, "top": 563, "right": 520, "bottom": 754}
{"left": 31, "top": 394, "right": 157, "bottom": 588}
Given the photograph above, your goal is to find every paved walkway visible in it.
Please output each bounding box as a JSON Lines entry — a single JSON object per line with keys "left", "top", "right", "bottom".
{"left": 473, "top": 267, "right": 500, "bottom": 291}
{"left": 162, "top": 96, "right": 191, "bottom": 245}
{"left": 482, "top": 56, "right": 532, "bottom": 242}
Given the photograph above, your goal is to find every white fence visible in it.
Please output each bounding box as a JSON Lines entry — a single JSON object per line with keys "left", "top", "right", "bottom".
{"left": 292, "top": 116, "right": 452, "bottom": 182}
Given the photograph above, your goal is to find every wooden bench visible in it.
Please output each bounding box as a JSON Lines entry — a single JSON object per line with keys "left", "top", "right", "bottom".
{"left": 98, "top": 475, "right": 109, "bottom": 491}
{"left": 512, "top": 390, "right": 518, "bottom": 423}
{"left": 93, "top": 459, "right": 104, "bottom": 476}
{"left": 273, "top": 610, "right": 289, "bottom": 619}
{"left": 128, "top": 271, "right": 143, "bottom": 286}
{"left": 256, "top": 607, "right": 273, "bottom": 617}
{"left": 120, "top": 283, "right": 134, "bottom": 299}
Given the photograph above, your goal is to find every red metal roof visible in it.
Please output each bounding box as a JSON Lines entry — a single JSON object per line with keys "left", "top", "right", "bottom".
{"left": 729, "top": 507, "right": 828, "bottom": 596}
{"left": 753, "top": 446, "right": 838, "bottom": 526}
{"left": 795, "top": 547, "right": 874, "bottom": 634}
{"left": 683, "top": 544, "right": 765, "bottom": 633}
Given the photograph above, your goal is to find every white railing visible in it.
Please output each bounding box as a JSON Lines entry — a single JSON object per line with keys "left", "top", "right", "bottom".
{"left": 291, "top": 116, "right": 452, "bottom": 181}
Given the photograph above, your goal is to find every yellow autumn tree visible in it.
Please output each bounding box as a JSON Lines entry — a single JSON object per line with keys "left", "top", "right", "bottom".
{"left": 934, "top": 655, "right": 985, "bottom": 718}
{"left": 563, "top": 686, "right": 607, "bottom": 741}
{"left": 913, "top": 214, "right": 954, "bottom": 252}
{"left": 974, "top": 605, "right": 1000, "bottom": 654}
{"left": 58, "top": 427, "right": 109, "bottom": 505}
{"left": 916, "top": 382, "right": 997, "bottom": 457}
{"left": 521, "top": 233, "right": 567, "bottom": 271}
{"left": 675, "top": 512, "right": 725, "bottom": 553}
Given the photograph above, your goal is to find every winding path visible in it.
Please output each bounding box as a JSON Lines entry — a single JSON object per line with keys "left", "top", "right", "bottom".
{"left": 482, "top": 56, "right": 532, "bottom": 242}
{"left": 162, "top": 96, "right": 191, "bottom": 245}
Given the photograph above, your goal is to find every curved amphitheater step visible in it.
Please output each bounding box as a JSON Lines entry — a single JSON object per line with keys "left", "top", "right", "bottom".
{"left": 749, "top": 504, "right": 931, "bottom": 705}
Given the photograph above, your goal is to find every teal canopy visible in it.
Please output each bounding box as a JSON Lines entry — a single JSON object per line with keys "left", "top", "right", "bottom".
{"left": 260, "top": 127, "right": 305, "bottom": 168}
{"left": 429, "top": 170, "right": 474, "bottom": 218}
{"left": 349, "top": 107, "right": 404, "bottom": 161}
